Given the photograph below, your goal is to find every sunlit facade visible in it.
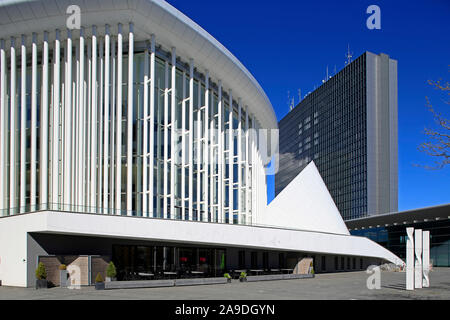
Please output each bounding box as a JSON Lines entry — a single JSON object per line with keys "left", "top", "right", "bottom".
{"left": 0, "top": 0, "right": 403, "bottom": 288}
{"left": 0, "top": 6, "right": 271, "bottom": 225}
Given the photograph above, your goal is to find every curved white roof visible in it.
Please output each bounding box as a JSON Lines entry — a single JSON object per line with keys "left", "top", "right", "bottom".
{"left": 0, "top": 0, "right": 277, "bottom": 130}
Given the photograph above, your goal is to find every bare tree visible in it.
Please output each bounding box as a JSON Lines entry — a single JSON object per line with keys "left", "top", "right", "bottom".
{"left": 418, "top": 68, "right": 450, "bottom": 169}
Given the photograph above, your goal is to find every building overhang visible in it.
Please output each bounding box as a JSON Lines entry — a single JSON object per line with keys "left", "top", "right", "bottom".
{"left": 2, "top": 210, "right": 404, "bottom": 262}
{"left": 346, "top": 203, "right": 450, "bottom": 231}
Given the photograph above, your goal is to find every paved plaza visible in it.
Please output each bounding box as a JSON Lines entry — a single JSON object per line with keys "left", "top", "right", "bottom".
{"left": 0, "top": 268, "right": 449, "bottom": 300}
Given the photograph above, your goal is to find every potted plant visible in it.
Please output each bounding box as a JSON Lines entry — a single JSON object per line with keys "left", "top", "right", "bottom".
{"left": 59, "top": 264, "right": 68, "bottom": 288}
{"left": 35, "top": 262, "right": 48, "bottom": 289}
{"left": 95, "top": 273, "right": 105, "bottom": 290}
{"left": 239, "top": 272, "right": 247, "bottom": 282}
{"left": 105, "top": 261, "right": 117, "bottom": 282}
{"left": 223, "top": 273, "right": 232, "bottom": 283}
{"left": 309, "top": 262, "right": 315, "bottom": 276}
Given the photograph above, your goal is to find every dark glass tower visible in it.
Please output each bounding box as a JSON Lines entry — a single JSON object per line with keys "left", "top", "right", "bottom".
{"left": 276, "top": 52, "right": 398, "bottom": 221}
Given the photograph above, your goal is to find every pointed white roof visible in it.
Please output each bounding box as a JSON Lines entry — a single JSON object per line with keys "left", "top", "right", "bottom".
{"left": 260, "top": 161, "right": 350, "bottom": 235}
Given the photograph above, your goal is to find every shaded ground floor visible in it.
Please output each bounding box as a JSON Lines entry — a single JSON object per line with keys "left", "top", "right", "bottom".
{"left": 28, "top": 232, "right": 382, "bottom": 287}
{"left": 1, "top": 268, "right": 449, "bottom": 300}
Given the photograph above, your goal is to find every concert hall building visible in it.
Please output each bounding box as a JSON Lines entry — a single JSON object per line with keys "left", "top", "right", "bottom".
{"left": 0, "top": 0, "right": 402, "bottom": 287}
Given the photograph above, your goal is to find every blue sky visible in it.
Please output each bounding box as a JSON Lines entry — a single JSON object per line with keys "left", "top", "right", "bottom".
{"left": 167, "top": 0, "right": 450, "bottom": 211}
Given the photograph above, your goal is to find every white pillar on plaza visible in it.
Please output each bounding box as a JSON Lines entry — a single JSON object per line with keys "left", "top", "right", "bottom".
{"left": 422, "top": 230, "right": 430, "bottom": 288}
{"left": 414, "top": 229, "right": 423, "bottom": 289}
{"left": 406, "top": 227, "right": 414, "bottom": 290}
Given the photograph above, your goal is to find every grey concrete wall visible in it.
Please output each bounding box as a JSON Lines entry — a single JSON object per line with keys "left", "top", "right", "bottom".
{"left": 366, "top": 52, "right": 398, "bottom": 216}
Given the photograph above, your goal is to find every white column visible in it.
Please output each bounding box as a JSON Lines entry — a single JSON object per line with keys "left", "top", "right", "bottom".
{"left": 203, "top": 71, "right": 209, "bottom": 222}
{"left": 126, "top": 23, "right": 134, "bottom": 215}
{"left": 245, "top": 107, "right": 249, "bottom": 225}
{"left": 115, "top": 23, "right": 123, "bottom": 214}
{"left": 76, "top": 28, "right": 85, "bottom": 208}
{"left": 142, "top": 46, "right": 149, "bottom": 217}
{"left": 71, "top": 59, "right": 76, "bottom": 207}
{"left": 51, "top": 30, "right": 61, "bottom": 208}
{"left": 40, "top": 32, "right": 49, "bottom": 209}
{"left": 103, "top": 25, "right": 110, "bottom": 213}
{"left": 237, "top": 99, "right": 242, "bottom": 224}
{"left": 163, "top": 61, "right": 169, "bottom": 219}
{"left": 90, "top": 26, "right": 98, "bottom": 211}
{"left": 406, "top": 227, "right": 414, "bottom": 290}
{"left": 188, "top": 59, "right": 194, "bottom": 221}
{"left": 10, "top": 37, "right": 17, "bottom": 213}
{"left": 228, "top": 90, "right": 233, "bottom": 224}
{"left": 196, "top": 77, "right": 201, "bottom": 221}
{"left": 19, "top": 35, "right": 27, "bottom": 213}
{"left": 0, "top": 39, "right": 6, "bottom": 213}
{"left": 149, "top": 35, "right": 155, "bottom": 218}
{"left": 414, "top": 229, "right": 423, "bottom": 289}
{"left": 217, "top": 81, "right": 223, "bottom": 223}
{"left": 97, "top": 35, "right": 104, "bottom": 210}
{"left": 209, "top": 83, "right": 214, "bottom": 222}
{"left": 170, "top": 47, "right": 176, "bottom": 219}
{"left": 64, "top": 30, "right": 72, "bottom": 209}
{"left": 422, "top": 230, "right": 430, "bottom": 288}
{"left": 109, "top": 31, "right": 116, "bottom": 211}
{"left": 30, "top": 34, "right": 38, "bottom": 210}
{"left": 86, "top": 37, "right": 92, "bottom": 208}
{"left": 181, "top": 72, "right": 186, "bottom": 219}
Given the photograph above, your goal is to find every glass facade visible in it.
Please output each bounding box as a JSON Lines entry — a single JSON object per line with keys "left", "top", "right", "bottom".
{"left": 0, "top": 25, "right": 260, "bottom": 226}
{"left": 276, "top": 54, "right": 368, "bottom": 221}
{"left": 351, "top": 219, "right": 450, "bottom": 267}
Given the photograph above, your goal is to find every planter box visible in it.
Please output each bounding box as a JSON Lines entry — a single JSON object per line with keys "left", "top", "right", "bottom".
{"left": 35, "top": 279, "right": 48, "bottom": 289}
{"left": 105, "top": 280, "right": 175, "bottom": 290}
{"left": 247, "top": 274, "right": 285, "bottom": 282}
{"left": 245, "top": 274, "right": 314, "bottom": 283}
{"left": 175, "top": 277, "right": 228, "bottom": 286}
{"left": 282, "top": 274, "right": 314, "bottom": 280}
{"left": 60, "top": 270, "right": 68, "bottom": 288}
{"left": 95, "top": 282, "right": 105, "bottom": 290}
{"left": 105, "top": 277, "right": 116, "bottom": 282}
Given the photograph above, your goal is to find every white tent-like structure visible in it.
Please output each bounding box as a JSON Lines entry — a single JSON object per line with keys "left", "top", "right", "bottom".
{"left": 259, "top": 162, "right": 349, "bottom": 235}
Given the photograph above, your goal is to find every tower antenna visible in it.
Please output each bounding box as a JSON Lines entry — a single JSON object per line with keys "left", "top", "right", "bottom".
{"left": 345, "top": 44, "right": 353, "bottom": 65}
{"left": 288, "top": 91, "right": 292, "bottom": 112}
{"left": 298, "top": 89, "right": 302, "bottom": 103}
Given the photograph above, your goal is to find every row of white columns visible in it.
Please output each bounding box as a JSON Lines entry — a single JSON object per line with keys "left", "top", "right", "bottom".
{"left": 0, "top": 24, "right": 257, "bottom": 225}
